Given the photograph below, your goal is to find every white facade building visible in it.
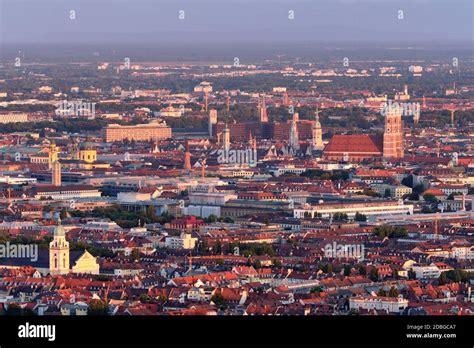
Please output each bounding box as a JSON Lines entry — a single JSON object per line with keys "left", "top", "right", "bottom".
{"left": 165, "top": 233, "right": 197, "bottom": 250}
{"left": 349, "top": 296, "right": 408, "bottom": 313}
{"left": 412, "top": 264, "right": 441, "bottom": 279}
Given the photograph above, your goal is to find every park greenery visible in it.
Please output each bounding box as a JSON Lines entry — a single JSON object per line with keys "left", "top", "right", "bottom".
{"left": 373, "top": 225, "right": 408, "bottom": 238}
{"left": 70, "top": 205, "right": 174, "bottom": 229}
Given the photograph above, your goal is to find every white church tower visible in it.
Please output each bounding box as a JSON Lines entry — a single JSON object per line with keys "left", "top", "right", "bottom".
{"left": 289, "top": 112, "right": 300, "bottom": 151}
{"left": 312, "top": 108, "right": 324, "bottom": 150}
{"left": 49, "top": 219, "right": 70, "bottom": 275}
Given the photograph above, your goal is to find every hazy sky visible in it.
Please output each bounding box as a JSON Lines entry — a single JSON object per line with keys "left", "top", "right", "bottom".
{"left": 0, "top": 0, "right": 472, "bottom": 44}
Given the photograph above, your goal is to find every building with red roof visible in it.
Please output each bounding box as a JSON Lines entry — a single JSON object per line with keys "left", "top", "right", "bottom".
{"left": 323, "top": 135, "right": 384, "bottom": 162}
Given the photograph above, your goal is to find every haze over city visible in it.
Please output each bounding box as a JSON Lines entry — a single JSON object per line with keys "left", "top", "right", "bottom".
{"left": 0, "top": 0, "right": 473, "bottom": 346}
{"left": 1, "top": 0, "right": 472, "bottom": 44}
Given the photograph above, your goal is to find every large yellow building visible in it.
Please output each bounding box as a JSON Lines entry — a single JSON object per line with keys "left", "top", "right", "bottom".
{"left": 79, "top": 148, "right": 97, "bottom": 163}
{"left": 71, "top": 141, "right": 97, "bottom": 163}
{"left": 103, "top": 121, "right": 172, "bottom": 142}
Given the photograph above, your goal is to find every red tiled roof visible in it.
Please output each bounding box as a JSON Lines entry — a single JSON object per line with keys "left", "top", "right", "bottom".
{"left": 423, "top": 188, "right": 446, "bottom": 197}
{"left": 324, "top": 135, "right": 383, "bottom": 154}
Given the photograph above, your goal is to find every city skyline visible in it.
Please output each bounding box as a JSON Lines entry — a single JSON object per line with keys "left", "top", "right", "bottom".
{"left": 0, "top": 0, "right": 472, "bottom": 346}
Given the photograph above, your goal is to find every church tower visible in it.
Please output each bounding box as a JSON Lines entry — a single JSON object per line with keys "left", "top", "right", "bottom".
{"left": 383, "top": 105, "right": 404, "bottom": 158}
{"left": 258, "top": 95, "right": 268, "bottom": 123}
{"left": 71, "top": 139, "right": 80, "bottom": 160}
{"left": 222, "top": 124, "right": 231, "bottom": 152}
{"left": 183, "top": 139, "right": 192, "bottom": 171}
{"left": 52, "top": 161, "right": 61, "bottom": 186}
{"left": 48, "top": 143, "right": 58, "bottom": 170}
{"left": 49, "top": 219, "right": 70, "bottom": 275}
{"left": 289, "top": 112, "right": 300, "bottom": 151}
{"left": 312, "top": 108, "right": 324, "bottom": 150}
{"left": 208, "top": 109, "right": 218, "bottom": 137}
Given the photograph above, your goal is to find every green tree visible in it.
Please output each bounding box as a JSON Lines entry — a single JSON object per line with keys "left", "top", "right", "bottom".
{"left": 59, "top": 209, "right": 68, "bottom": 220}
{"left": 214, "top": 241, "right": 222, "bottom": 254}
{"left": 254, "top": 260, "right": 262, "bottom": 269}
{"left": 373, "top": 225, "right": 407, "bottom": 238}
{"left": 130, "top": 248, "right": 141, "bottom": 261}
{"left": 88, "top": 299, "right": 109, "bottom": 315}
{"left": 439, "top": 272, "right": 449, "bottom": 285}
{"left": 139, "top": 294, "right": 152, "bottom": 303}
{"left": 360, "top": 188, "right": 381, "bottom": 197}
{"left": 272, "top": 259, "right": 282, "bottom": 268}
{"left": 369, "top": 268, "right": 379, "bottom": 282}
{"left": 5, "top": 304, "right": 35, "bottom": 316}
{"left": 423, "top": 193, "right": 438, "bottom": 203}
{"left": 333, "top": 213, "right": 348, "bottom": 221}
{"left": 204, "top": 214, "right": 218, "bottom": 223}
{"left": 310, "top": 286, "right": 324, "bottom": 295}
{"left": 449, "top": 270, "right": 462, "bottom": 283}
{"left": 146, "top": 205, "right": 156, "bottom": 219}
{"left": 210, "top": 294, "right": 227, "bottom": 310}
{"left": 413, "top": 184, "right": 425, "bottom": 194}
{"left": 401, "top": 175, "right": 413, "bottom": 188}
{"left": 388, "top": 286, "right": 399, "bottom": 297}
{"left": 355, "top": 212, "right": 367, "bottom": 222}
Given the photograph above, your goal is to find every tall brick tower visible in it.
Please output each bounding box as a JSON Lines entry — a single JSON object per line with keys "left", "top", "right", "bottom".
{"left": 259, "top": 94, "right": 268, "bottom": 123}
{"left": 183, "top": 139, "right": 192, "bottom": 171}
{"left": 383, "top": 105, "right": 404, "bottom": 158}
{"left": 52, "top": 161, "right": 62, "bottom": 187}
